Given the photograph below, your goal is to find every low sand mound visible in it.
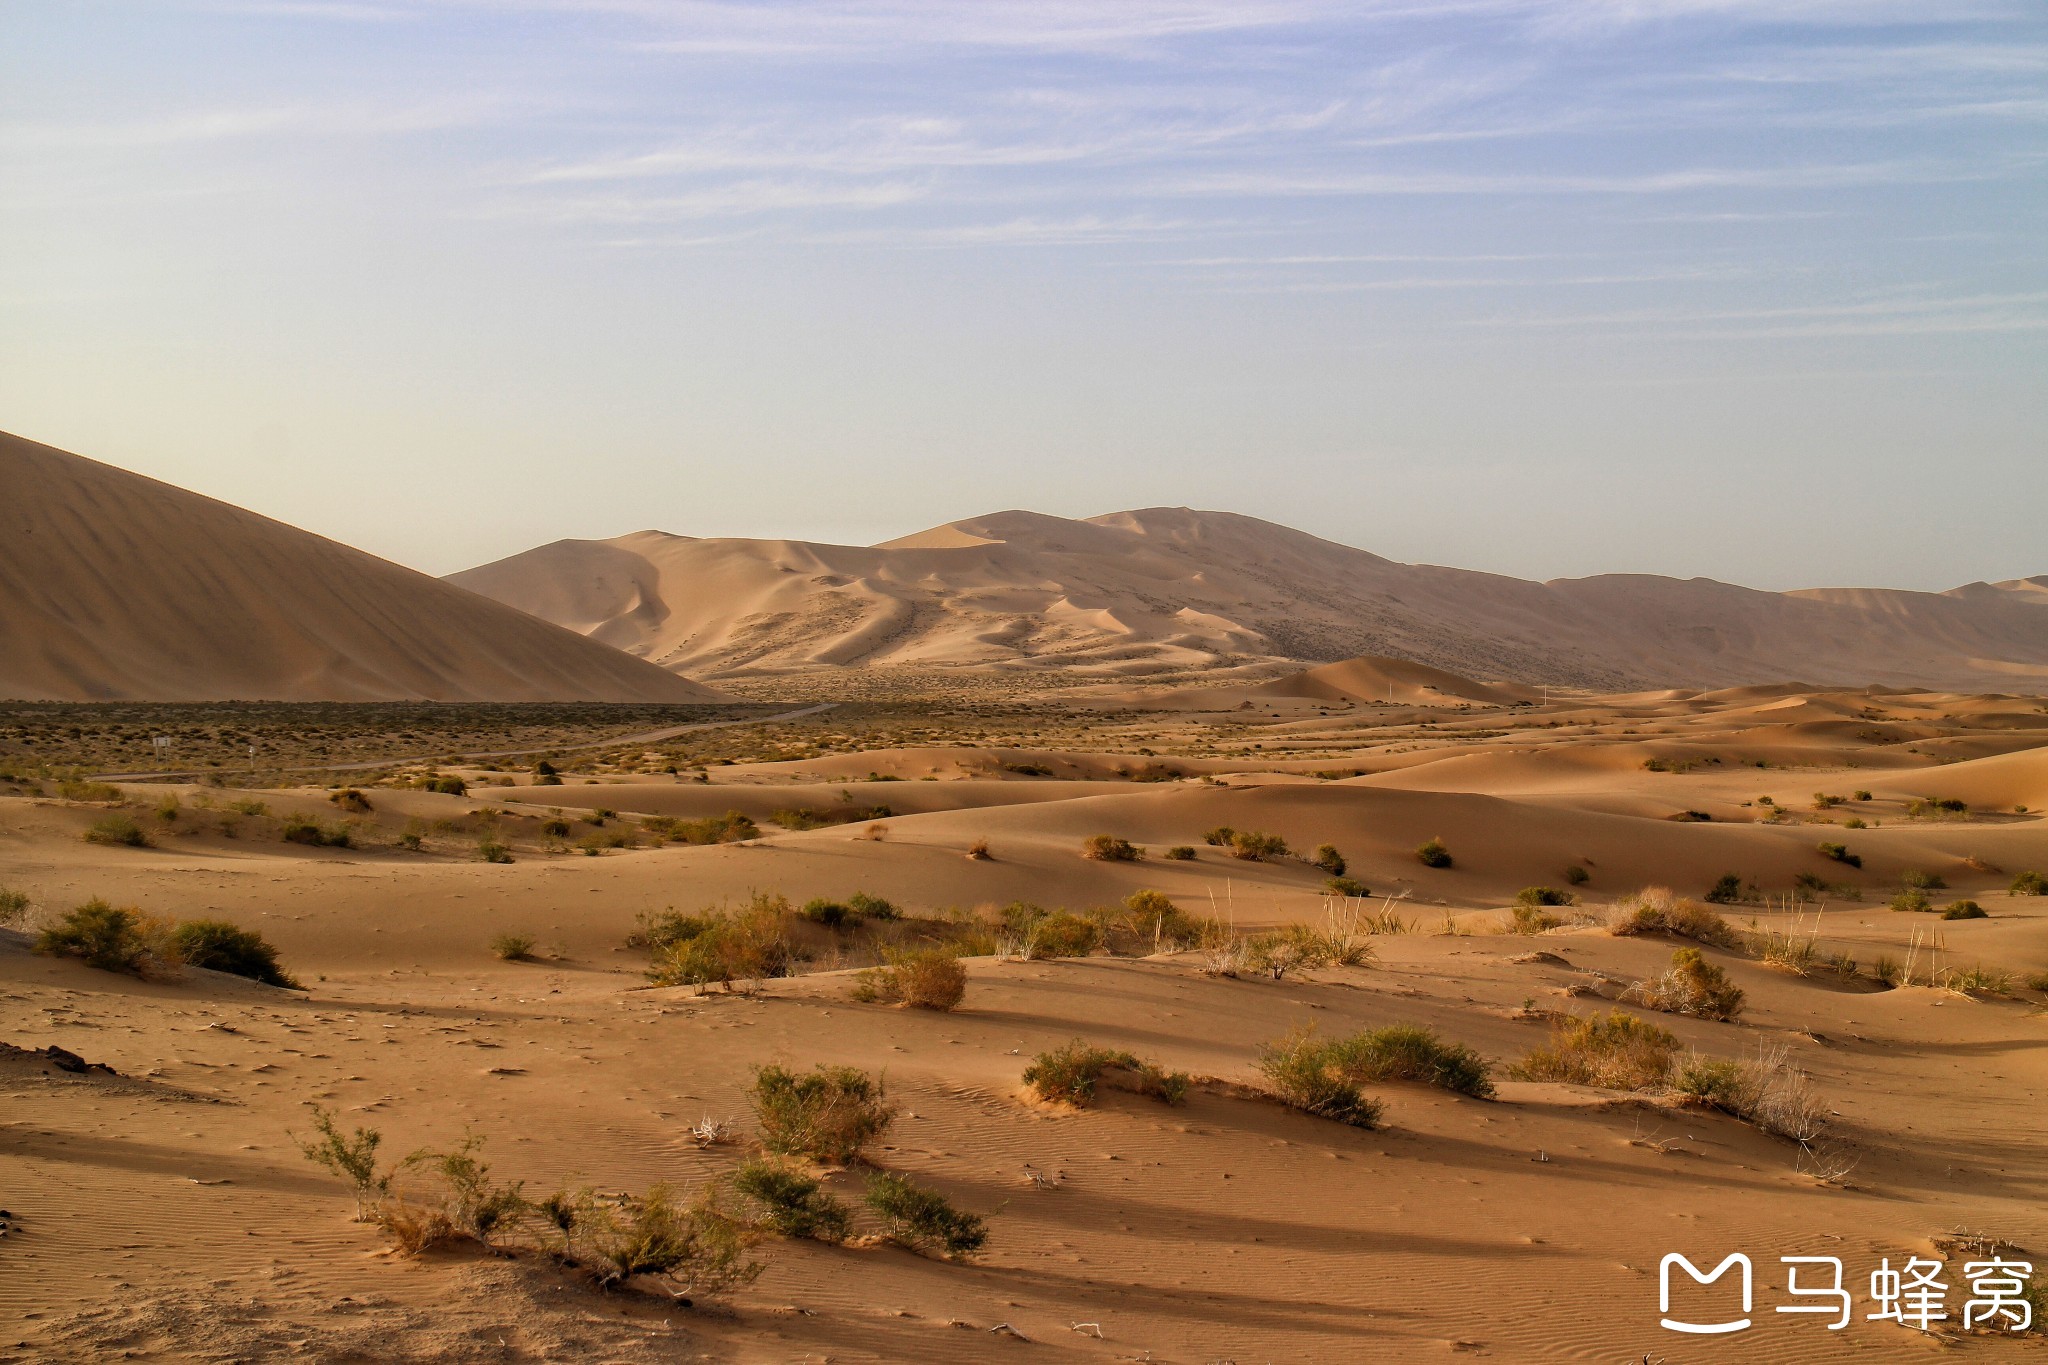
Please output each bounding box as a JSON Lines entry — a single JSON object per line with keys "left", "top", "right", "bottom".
{"left": 1255, "top": 654, "right": 1527, "bottom": 706}
{"left": 0, "top": 432, "right": 722, "bottom": 702}
{"left": 1866, "top": 746, "right": 2048, "bottom": 810}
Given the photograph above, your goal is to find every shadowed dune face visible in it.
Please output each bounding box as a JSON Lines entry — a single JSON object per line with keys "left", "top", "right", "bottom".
{"left": 0, "top": 433, "right": 722, "bottom": 702}
{"left": 450, "top": 507, "right": 2048, "bottom": 692}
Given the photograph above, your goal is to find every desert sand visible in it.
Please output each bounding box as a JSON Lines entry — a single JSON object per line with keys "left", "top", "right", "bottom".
{"left": 4, "top": 669, "right": 2046, "bottom": 1362}
{"left": 449, "top": 510, "right": 2048, "bottom": 693}
{"left": 0, "top": 433, "right": 721, "bottom": 703}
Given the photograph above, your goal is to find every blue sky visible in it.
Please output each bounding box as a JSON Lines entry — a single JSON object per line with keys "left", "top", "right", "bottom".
{"left": 2, "top": 1, "right": 2043, "bottom": 588}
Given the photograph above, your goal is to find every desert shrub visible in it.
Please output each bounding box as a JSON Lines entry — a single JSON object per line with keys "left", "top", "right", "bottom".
{"left": 1672, "top": 1047, "right": 1829, "bottom": 1143}
{"left": 1810, "top": 792, "right": 1841, "bottom": 810}
{"left": 1508, "top": 904, "right": 1564, "bottom": 935}
{"left": 398, "top": 1134, "right": 529, "bottom": 1250}
{"left": 1872, "top": 955, "right": 1903, "bottom": 987}
{"left": 539, "top": 818, "right": 571, "bottom": 838}
{"left": 632, "top": 908, "right": 715, "bottom": 953}
{"left": 1310, "top": 843, "right": 1346, "bottom": 875}
{"left": 2010, "top": 870, "right": 2046, "bottom": 896}
{"left": 1627, "top": 947, "right": 1745, "bottom": 1021}
{"left": 1082, "top": 834, "right": 1141, "bottom": 862}
{"left": 59, "top": 778, "right": 124, "bottom": 803}
{"left": 1890, "top": 888, "right": 1932, "bottom": 913}
{"left": 1816, "top": 842, "right": 1861, "bottom": 868}
{"left": 851, "top": 948, "right": 967, "bottom": 1010}
{"left": 1516, "top": 886, "right": 1576, "bottom": 907}
{"left": 1256, "top": 1025, "right": 1383, "bottom": 1127}
{"left": 966, "top": 837, "right": 992, "bottom": 860}
{"left": 0, "top": 886, "right": 31, "bottom": 928}
{"left": 1330, "top": 1024, "right": 1494, "bottom": 1099}
{"left": 1228, "top": 829, "right": 1288, "bottom": 861}
{"left": 733, "top": 1157, "right": 850, "bottom": 1242}
{"left": 1325, "top": 875, "right": 1371, "bottom": 898}
{"left": 1004, "top": 762, "right": 1053, "bottom": 776}
{"left": 2025, "top": 970, "right": 2048, "bottom": 993}
{"left": 771, "top": 804, "right": 892, "bottom": 831}
{"left": 294, "top": 1105, "right": 390, "bottom": 1220}
{"left": 1703, "top": 873, "right": 1745, "bottom": 905}
{"left": 648, "top": 893, "right": 795, "bottom": 990}
{"left": 171, "top": 920, "right": 299, "bottom": 987}
{"left": 997, "top": 903, "right": 1104, "bottom": 959}
{"left": 1115, "top": 890, "right": 1206, "bottom": 952}
{"left": 1900, "top": 868, "right": 1946, "bottom": 890}
{"left": 862, "top": 1172, "right": 987, "bottom": 1257}
{"left": 330, "top": 788, "right": 373, "bottom": 814}
{"left": 84, "top": 814, "right": 150, "bottom": 848}
{"left": 575, "top": 1182, "right": 760, "bottom": 1296}
{"left": 153, "top": 794, "right": 181, "bottom": 823}
{"left": 1563, "top": 865, "right": 1591, "bottom": 886}
{"left": 1023, "top": 1039, "right": 1188, "bottom": 1107}
{"left": 478, "top": 837, "right": 513, "bottom": 864}
{"left": 799, "top": 898, "right": 852, "bottom": 927}
{"left": 669, "top": 810, "right": 758, "bottom": 845}
{"left": 1941, "top": 900, "right": 1987, "bottom": 921}
{"left": 1608, "top": 887, "right": 1739, "bottom": 948}
{"left": 281, "top": 818, "right": 351, "bottom": 848}
{"left": 35, "top": 899, "right": 160, "bottom": 974}
{"left": 1938, "top": 964, "right": 2011, "bottom": 995}
{"left": 751, "top": 1064, "right": 894, "bottom": 1163}
{"left": 1906, "top": 796, "right": 1968, "bottom": 819}
{"left": 1415, "top": 838, "right": 1452, "bottom": 869}
{"left": 1842, "top": 816, "right": 1866, "bottom": 829}
{"left": 1202, "top": 826, "right": 1236, "bottom": 847}
{"left": 492, "top": 932, "right": 537, "bottom": 961}
{"left": 418, "top": 774, "right": 467, "bottom": 796}
{"left": 1161, "top": 845, "right": 1195, "bottom": 862}
{"left": 1509, "top": 1010, "right": 1678, "bottom": 1090}
{"left": 1242, "top": 921, "right": 1373, "bottom": 979}
{"left": 846, "top": 892, "right": 898, "bottom": 920}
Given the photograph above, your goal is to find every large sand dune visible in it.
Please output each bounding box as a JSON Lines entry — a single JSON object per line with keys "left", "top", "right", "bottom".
{"left": 452, "top": 507, "right": 2048, "bottom": 691}
{"left": 0, "top": 433, "right": 721, "bottom": 702}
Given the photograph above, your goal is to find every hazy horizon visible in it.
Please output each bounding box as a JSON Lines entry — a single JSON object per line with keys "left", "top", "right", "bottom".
{"left": 4, "top": 1, "right": 2043, "bottom": 591}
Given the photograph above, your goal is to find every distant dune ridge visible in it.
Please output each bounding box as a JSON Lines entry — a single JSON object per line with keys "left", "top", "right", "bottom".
{"left": 452, "top": 507, "right": 2048, "bottom": 691}
{"left": 0, "top": 432, "right": 720, "bottom": 702}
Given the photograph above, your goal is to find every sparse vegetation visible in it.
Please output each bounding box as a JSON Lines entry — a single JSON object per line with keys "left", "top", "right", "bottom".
{"left": 281, "top": 817, "right": 352, "bottom": 848}
{"left": 646, "top": 893, "right": 796, "bottom": 991}
{"left": 83, "top": 814, "right": 150, "bottom": 848}
{"left": 1516, "top": 886, "right": 1576, "bottom": 907}
{"left": 1330, "top": 1024, "right": 1494, "bottom": 1099}
{"left": 1022, "top": 1040, "right": 1189, "bottom": 1107}
{"left": 171, "top": 920, "right": 300, "bottom": 987}
{"left": 1608, "top": 887, "right": 1740, "bottom": 947}
{"left": 1672, "top": 1046, "right": 1830, "bottom": 1143}
{"left": 733, "top": 1157, "right": 851, "bottom": 1242}
{"left": 1901, "top": 868, "right": 1947, "bottom": 890}
{"left": 1325, "top": 875, "right": 1370, "bottom": 898}
{"left": 2009, "top": 870, "right": 2045, "bottom": 896}
{"left": 668, "top": 810, "right": 758, "bottom": 845}
{"left": 751, "top": 1064, "right": 895, "bottom": 1163}
{"left": 1563, "top": 865, "right": 1590, "bottom": 886}
{"left": 329, "top": 788, "right": 373, "bottom": 814}
{"left": 1627, "top": 947, "right": 1745, "bottom": 1021}
{"left": 1941, "top": 900, "right": 1987, "bottom": 921}
{"left": 1816, "top": 841, "right": 1861, "bottom": 868}
{"left": 478, "top": 837, "right": 513, "bottom": 863}
{"left": 0, "top": 886, "right": 31, "bottom": 929}
{"left": 1890, "top": 888, "right": 1933, "bottom": 913}
{"left": 1703, "top": 873, "right": 1746, "bottom": 905}
{"left": 851, "top": 948, "right": 967, "bottom": 1010}
{"left": 1509, "top": 1010, "right": 1679, "bottom": 1090}
{"left": 1415, "top": 837, "right": 1453, "bottom": 869}
{"left": 35, "top": 899, "right": 161, "bottom": 974}
{"left": 293, "top": 1105, "right": 391, "bottom": 1221}
{"left": 1229, "top": 829, "right": 1288, "bottom": 861}
{"left": 1163, "top": 844, "right": 1196, "bottom": 860}
{"left": 492, "top": 931, "right": 537, "bottom": 961}
{"left": 1081, "top": 833, "right": 1142, "bottom": 862}
{"left": 1508, "top": 904, "right": 1565, "bottom": 934}
{"left": 1311, "top": 843, "right": 1346, "bottom": 875}
{"left": 862, "top": 1172, "right": 987, "bottom": 1257}
{"left": 1256, "top": 1025, "right": 1384, "bottom": 1128}
{"left": 1906, "top": 796, "right": 1969, "bottom": 819}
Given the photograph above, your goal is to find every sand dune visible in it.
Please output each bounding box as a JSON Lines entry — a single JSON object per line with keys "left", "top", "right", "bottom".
{"left": 0, "top": 433, "right": 721, "bottom": 702}
{"left": 452, "top": 507, "right": 2048, "bottom": 692}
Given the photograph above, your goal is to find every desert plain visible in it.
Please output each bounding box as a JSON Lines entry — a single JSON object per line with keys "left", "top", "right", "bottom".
{"left": 4, "top": 660, "right": 2047, "bottom": 1363}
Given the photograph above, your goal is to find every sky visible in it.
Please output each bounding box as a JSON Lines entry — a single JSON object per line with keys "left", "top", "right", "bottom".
{"left": 1, "top": 1, "right": 2043, "bottom": 591}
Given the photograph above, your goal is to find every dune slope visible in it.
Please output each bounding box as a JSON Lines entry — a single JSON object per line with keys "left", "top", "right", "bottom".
{"left": 0, "top": 432, "right": 721, "bottom": 702}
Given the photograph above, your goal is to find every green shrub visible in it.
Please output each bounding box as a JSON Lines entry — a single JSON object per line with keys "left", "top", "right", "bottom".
{"left": 847, "top": 892, "right": 899, "bottom": 921}
{"left": 330, "top": 788, "right": 373, "bottom": 814}
{"left": 669, "top": 810, "right": 759, "bottom": 845}
{"left": 1890, "top": 888, "right": 1932, "bottom": 913}
{"left": 1022, "top": 1040, "right": 1188, "bottom": 1107}
{"left": 1242, "top": 921, "right": 1374, "bottom": 978}
{"left": 799, "top": 898, "right": 852, "bottom": 927}
{"left": 1508, "top": 1010, "right": 1678, "bottom": 1090}
{"left": 293, "top": 1105, "right": 390, "bottom": 1220}
{"left": 281, "top": 818, "right": 351, "bottom": 848}
{"left": 1325, "top": 875, "right": 1370, "bottom": 898}
{"left": 1703, "top": 873, "right": 1745, "bottom": 905}
{"left": 1852, "top": 789, "right": 1872, "bottom": 801}
{"left": 751, "top": 1064, "right": 894, "bottom": 1163}
{"left": 2008, "top": 870, "right": 2045, "bottom": 896}
{"left": 1901, "top": 868, "right": 1946, "bottom": 890}
{"left": 648, "top": 897, "right": 795, "bottom": 990}
{"left": 1228, "top": 829, "right": 1287, "bottom": 861}
{"left": 1842, "top": 816, "right": 1866, "bottom": 829}
{"left": 1082, "top": 834, "right": 1141, "bottom": 862}
{"left": 1310, "top": 844, "right": 1346, "bottom": 875}
{"left": 1873, "top": 954, "right": 1903, "bottom": 987}
{"left": 1816, "top": 842, "right": 1861, "bottom": 868}
{"left": 574, "top": 1182, "right": 759, "bottom": 1296}
{"left": 35, "top": 898, "right": 159, "bottom": 974}
{"left": 84, "top": 815, "right": 150, "bottom": 848}
{"left": 772, "top": 804, "right": 893, "bottom": 831}
{"left": 733, "top": 1158, "right": 850, "bottom": 1242}
{"left": 540, "top": 818, "right": 571, "bottom": 838}
{"left": 418, "top": 775, "right": 467, "bottom": 796}
{"left": 1256, "top": 1025, "right": 1383, "bottom": 1127}
{"left": 491, "top": 932, "right": 537, "bottom": 961}
{"left": 1516, "top": 886, "right": 1576, "bottom": 907}
{"left": 1608, "top": 887, "right": 1739, "bottom": 948}
{"left": 1906, "top": 797, "right": 1968, "bottom": 818}
{"left": 1115, "top": 890, "right": 1206, "bottom": 952}
{"left": 1415, "top": 838, "right": 1452, "bottom": 869}
{"left": 997, "top": 903, "right": 1104, "bottom": 958}
{"left": 1163, "top": 845, "right": 1197, "bottom": 861}
{"left": 1563, "top": 865, "right": 1590, "bottom": 886}
{"left": 171, "top": 920, "right": 300, "bottom": 987}
{"left": 1508, "top": 904, "right": 1564, "bottom": 934}
{"left": 478, "top": 837, "right": 513, "bottom": 864}
{"left": 851, "top": 948, "right": 967, "bottom": 1010}
{"left": 633, "top": 908, "right": 716, "bottom": 954}
{"left": 1626, "top": 947, "right": 1745, "bottom": 1021}
{"left": 1202, "top": 826, "right": 1236, "bottom": 847}
{"left": 1330, "top": 1024, "right": 1494, "bottom": 1098}
{"left": 0, "top": 886, "right": 29, "bottom": 929}
{"left": 1941, "top": 900, "right": 1987, "bottom": 921}
{"left": 59, "top": 778, "right": 125, "bottom": 803}
{"left": 1672, "top": 1050, "right": 1830, "bottom": 1143}
{"left": 863, "top": 1172, "right": 987, "bottom": 1257}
